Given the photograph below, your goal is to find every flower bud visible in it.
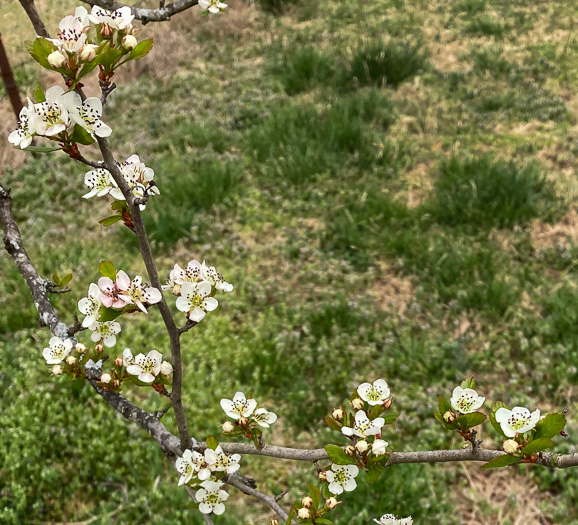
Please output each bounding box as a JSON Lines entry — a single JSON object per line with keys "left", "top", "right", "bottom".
{"left": 172, "top": 284, "right": 182, "bottom": 296}
{"left": 270, "top": 520, "right": 279, "bottom": 525}
{"left": 65, "top": 356, "right": 76, "bottom": 365}
{"left": 222, "top": 421, "right": 235, "bottom": 433}
{"left": 115, "top": 357, "right": 123, "bottom": 367}
{"left": 113, "top": 379, "right": 121, "bottom": 388}
{"left": 122, "top": 35, "right": 137, "bottom": 50}
{"left": 301, "top": 496, "right": 313, "bottom": 508}
{"left": 52, "top": 364, "right": 63, "bottom": 375}
{"left": 443, "top": 410, "right": 456, "bottom": 423}
{"left": 372, "top": 439, "right": 389, "bottom": 456}
{"left": 332, "top": 407, "right": 344, "bottom": 420}
{"left": 351, "top": 398, "right": 364, "bottom": 410}
{"left": 355, "top": 440, "right": 369, "bottom": 453}
{"left": 79, "top": 44, "right": 98, "bottom": 62}
{"left": 238, "top": 416, "right": 248, "bottom": 426}
{"left": 345, "top": 444, "right": 356, "bottom": 456}
{"left": 383, "top": 398, "right": 393, "bottom": 410}
{"left": 100, "top": 373, "right": 112, "bottom": 384}
{"left": 503, "top": 439, "right": 519, "bottom": 454}
{"left": 75, "top": 343, "right": 86, "bottom": 353}
{"left": 160, "top": 361, "right": 173, "bottom": 375}
{"left": 326, "top": 497, "right": 339, "bottom": 509}
{"left": 95, "top": 343, "right": 104, "bottom": 353}
{"left": 297, "top": 508, "right": 310, "bottom": 519}
{"left": 48, "top": 50, "right": 66, "bottom": 68}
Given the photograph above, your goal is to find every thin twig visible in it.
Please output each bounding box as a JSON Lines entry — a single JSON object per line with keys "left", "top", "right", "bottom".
{"left": 80, "top": 0, "right": 200, "bottom": 23}
{"left": 101, "top": 82, "right": 116, "bottom": 105}
{"left": 75, "top": 154, "right": 105, "bottom": 169}
{"left": 18, "top": 0, "right": 50, "bottom": 37}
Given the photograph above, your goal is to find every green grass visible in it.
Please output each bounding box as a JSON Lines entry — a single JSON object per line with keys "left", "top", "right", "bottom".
{"left": 2, "top": 0, "right": 578, "bottom": 523}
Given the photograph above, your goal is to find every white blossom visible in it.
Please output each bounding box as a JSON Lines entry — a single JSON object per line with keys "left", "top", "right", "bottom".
{"left": 43, "top": 336, "right": 73, "bottom": 364}
{"left": 374, "top": 515, "right": 413, "bottom": 525}
{"left": 74, "top": 6, "right": 90, "bottom": 27}
{"left": 176, "top": 449, "right": 196, "bottom": 486}
{"left": 371, "top": 439, "right": 389, "bottom": 456}
{"left": 89, "top": 320, "right": 121, "bottom": 347}
{"left": 175, "top": 281, "right": 218, "bottom": 322}
{"left": 117, "top": 270, "right": 162, "bottom": 314}
{"left": 450, "top": 386, "right": 485, "bottom": 414}
{"left": 123, "top": 347, "right": 135, "bottom": 367}
{"left": 78, "top": 282, "right": 102, "bottom": 327}
{"left": 201, "top": 262, "right": 233, "bottom": 292}
{"left": 62, "top": 91, "right": 112, "bottom": 138}
{"left": 160, "top": 361, "right": 173, "bottom": 376}
{"left": 82, "top": 168, "right": 114, "bottom": 199}
{"left": 8, "top": 102, "right": 34, "bottom": 149}
{"left": 495, "top": 406, "right": 541, "bottom": 437}
{"left": 108, "top": 155, "right": 159, "bottom": 209}
{"left": 253, "top": 408, "right": 277, "bottom": 428}
{"left": 205, "top": 445, "right": 241, "bottom": 474}
{"left": 357, "top": 379, "right": 390, "bottom": 406}
{"left": 220, "top": 392, "right": 257, "bottom": 419}
{"left": 126, "top": 349, "right": 163, "bottom": 383}
{"left": 199, "top": 0, "right": 228, "bottom": 14}
{"left": 195, "top": 480, "right": 229, "bottom": 515}
{"left": 51, "top": 15, "right": 86, "bottom": 53}
{"left": 341, "top": 410, "right": 385, "bottom": 438}
{"left": 168, "top": 260, "right": 232, "bottom": 292}
{"left": 89, "top": 5, "right": 134, "bottom": 30}
{"left": 326, "top": 464, "right": 359, "bottom": 495}
{"left": 28, "top": 86, "right": 69, "bottom": 137}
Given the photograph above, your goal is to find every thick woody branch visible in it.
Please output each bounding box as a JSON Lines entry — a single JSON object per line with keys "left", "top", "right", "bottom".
{"left": 0, "top": 184, "right": 71, "bottom": 339}
{"left": 18, "top": 0, "right": 51, "bottom": 38}
{"left": 81, "top": 0, "right": 199, "bottom": 23}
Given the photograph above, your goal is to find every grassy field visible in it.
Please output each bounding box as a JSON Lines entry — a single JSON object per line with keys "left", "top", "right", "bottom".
{"left": 1, "top": 0, "right": 578, "bottom": 523}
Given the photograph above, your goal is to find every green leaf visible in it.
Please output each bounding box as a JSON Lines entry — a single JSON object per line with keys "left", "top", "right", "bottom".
{"left": 439, "top": 396, "right": 451, "bottom": 415}
{"left": 128, "top": 38, "right": 153, "bottom": 61}
{"left": 533, "top": 413, "right": 567, "bottom": 439}
{"left": 383, "top": 412, "right": 399, "bottom": 425}
{"left": 52, "top": 273, "right": 62, "bottom": 286}
{"left": 369, "top": 404, "right": 385, "bottom": 420}
{"left": 434, "top": 410, "right": 455, "bottom": 430}
{"left": 100, "top": 48, "right": 124, "bottom": 71}
{"left": 206, "top": 435, "right": 219, "bottom": 450}
{"left": 99, "top": 261, "right": 116, "bottom": 279}
{"left": 460, "top": 377, "right": 476, "bottom": 390}
{"left": 98, "top": 306, "right": 122, "bottom": 322}
{"left": 365, "top": 464, "right": 384, "bottom": 483}
{"left": 22, "top": 145, "right": 62, "bottom": 153}
{"left": 320, "top": 483, "right": 330, "bottom": 499}
{"left": 490, "top": 402, "right": 508, "bottom": 438}
{"left": 286, "top": 506, "right": 296, "bottom": 525}
{"left": 521, "top": 438, "right": 554, "bottom": 456}
{"left": 325, "top": 416, "right": 343, "bottom": 432}
{"left": 315, "top": 519, "right": 334, "bottom": 525}
{"left": 27, "top": 38, "right": 58, "bottom": 69}
{"left": 34, "top": 83, "right": 45, "bottom": 103}
{"left": 111, "top": 200, "right": 129, "bottom": 211}
{"left": 324, "top": 444, "right": 357, "bottom": 466}
{"left": 77, "top": 55, "right": 102, "bottom": 80}
{"left": 480, "top": 454, "right": 521, "bottom": 469}
{"left": 61, "top": 273, "right": 73, "bottom": 285}
{"left": 69, "top": 124, "right": 95, "bottom": 145}
{"left": 99, "top": 215, "right": 123, "bottom": 227}
{"left": 308, "top": 483, "right": 320, "bottom": 509}
{"left": 455, "top": 412, "right": 486, "bottom": 430}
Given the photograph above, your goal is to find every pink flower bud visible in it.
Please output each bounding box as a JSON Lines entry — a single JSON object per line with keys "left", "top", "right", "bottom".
{"left": 65, "top": 356, "right": 76, "bottom": 365}
{"left": 297, "top": 508, "right": 310, "bottom": 519}
{"left": 222, "top": 421, "right": 235, "bottom": 433}
{"left": 52, "top": 364, "right": 63, "bottom": 375}
{"left": 95, "top": 343, "right": 104, "bottom": 353}
{"left": 443, "top": 411, "right": 456, "bottom": 423}
{"left": 326, "top": 497, "right": 339, "bottom": 509}
{"left": 48, "top": 50, "right": 66, "bottom": 68}
{"left": 383, "top": 398, "right": 393, "bottom": 409}
{"left": 301, "top": 496, "right": 313, "bottom": 508}
{"left": 351, "top": 398, "right": 364, "bottom": 410}
{"left": 332, "top": 407, "right": 344, "bottom": 420}
{"left": 122, "top": 35, "right": 137, "bottom": 50}
{"left": 115, "top": 357, "right": 123, "bottom": 367}
{"left": 100, "top": 373, "right": 112, "bottom": 384}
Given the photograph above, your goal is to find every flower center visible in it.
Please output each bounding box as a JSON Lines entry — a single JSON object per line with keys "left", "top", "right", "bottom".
{"left": 509, "top": 414, "right": 530, "bottom": 430}
{"left": 79, "top": 105, "right": 100, "bottom": 128}
{"left": 140, "top": 358, "right": 155, "bottom": 374}
{"left": 366, "top": 387, "right": 383, "bottom": 402}
{"left": 232, "top": 400, "right": 249, "bottom": 415}
{"left": 334, "top": 470, "right": 349, "bottom": 484}
{"left": 206, "top": 492, "right": 222, "bottom": 505}
{"left": 456, "top": 394, "right": 475, "bottom": 411}
{"left": 355, "top": 417, "right": 371, "bottom": 433}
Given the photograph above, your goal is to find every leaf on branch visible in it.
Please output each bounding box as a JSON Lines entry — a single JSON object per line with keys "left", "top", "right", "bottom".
{"left": 286, "top": 505, "right": 296, "bottom": 525}
{"left": 315, "top": 519, "right": 334, "bottom": 524}
{"left": 23, "top": 144, "right": 62, "bottom": 153}
{"left": 325, "top": 416, "right": 343, "bottom": 431}
{"left": 490, "top": 401, "right": 508, "bottom": 438}
{"left": 455, "top": 412, "right": 486, "bottom": 430}
{"left": 480, "top": 454, "right": 520, "bottom": 469}
{"left": 206, "top": 435, "right": 219, "bottom": 450}
{"left": 34, "top": 83, "right": 46, "bottom": 103}
{"left": 308, "top": 483, "right": 320, "bottom": 509}
{"left": 99, "top": 260, "right": 116, "bottom": 279}
{"left": 52, "top": 273, "right": 62, "bottom": 286}
{"left": 69, "top": 124, "right": 95, "bottom": 145}
{"left": 439, "top": 396, "right": 451, "bottom": 415}
{"left": 382, "top": 411, "right": 399, "bottom": 425}
{"left": 533, "top": 413, "right": 567, "bottom": 439}
{"left": 61, "top": 273, "right": 73, "bottom": 286}
{"left": 98, "top": 306, "right": 122, "bottom": 322}
{"left": 128, "top": 38, "right": 154, "bottom": 61}
{"left": 460, "top": 377, "right": 476, "bottom": 390}
{"left": 111, "top": 200, "right": 129, "bottom": 212}
{"left": 324, "top": 444, "right": 357, "bottom": 466}
{"left": 369, "top": 404, "right": 385, "bottom": 420}
{"left": 27, "top": 38, "right": 58, "bottom": 69}
{"left": 521, "top": 437, "right": 554, "bottom": 455}
{"left": 99, "top": 215, "right": 123, "bottom": 227}
{"left": 365, "top": 464, "right": 385, "bottom": 483}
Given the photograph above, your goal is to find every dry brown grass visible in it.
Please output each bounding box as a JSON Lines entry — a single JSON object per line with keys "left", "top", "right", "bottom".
{"left": 530, "top": 208, "right": 578, "bottom": 250}
{"left": 372, "top": 261, "right": 415, "bottom": 316}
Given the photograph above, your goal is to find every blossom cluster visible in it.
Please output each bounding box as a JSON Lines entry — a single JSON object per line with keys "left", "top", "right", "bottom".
{"left": 166, "top": 259, "right": 233, "bottom": 323}
{"left": 220, "top": 391, "right": 277, "bottom": 440}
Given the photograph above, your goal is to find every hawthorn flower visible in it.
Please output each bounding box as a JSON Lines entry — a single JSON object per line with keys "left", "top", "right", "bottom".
{"left": 374, "top": 515, "right": 413, "bottom": 525}
{"left": 28, "top": 86, "right": 69, "bottom": 137}
{"left": 62, "top": 91, "right": 111, "bottom": 138}
{"left": 176, "top": 449, "right": 196, "bottom": 486}
{"left": 450, "top": 386, "right": 485, "bottom": 414}
{"left": 117, "top": 271, "right": 162, "bottom": 313}
{"left": 108, "top": 155, "right": 159, "bottom": 209}
{"left": 89, "top": 320, "right": 121, "bottom": 347}
{"left": 97, "top": 273, "right": 127, "bottom": 308}
{"left": 43, "top": 336, "right": 73, "bottom": 364}
{"left": 372, "top": 439, "right": 389, "bottom": 456}
{"left": 8, "top": 103, "right": 34, "bottom": 149}
{"left": 169, "top": 260, "right": 204, "bottom": 285}
{"left": 78, "top": 283, "right": 102, "bottom": 327}
{"left": 196, "top": 480, "right": 229, "bottom": 515}
{"left": 89, "top": 5, "right": 134, "bottom": 30}
{"left": 51, "top": 15, "right": 86, "bottom": 53}
{"left": 358, "top": 379, "right": 390, "bottom": 406}
{"left": 326, "top": 464, "right": 359, "bottom": 495}
{"left": 126, "top": 350, "right": 163, "bottom": 383}
{"left": 253, "top": 408, "right": 278, "bottom": 428}
{"left": 82, "top": 168, "right": 114, "bottom": 199}
{"left": 341, "top": 410, "right": 384, "bottom": 438}
{"left": 123, "top": 347, "right": 135, "bottom": 367}
{"left": 205, "top": 445, "right": 241, "bottom": 474}
{"left": 495, "top": 406, "right": 541, "bottom": 437}
{"left": 220, "top": 392, "right": 257, "bottom": 420}
{"left": 199, "top": 0, "right": 228, "bottom": 13}
{"left": 201, "top": 262, "right": 233, "bottom": 292}
{"left": 176, "top": 281, "right": 218, "bottom": 322}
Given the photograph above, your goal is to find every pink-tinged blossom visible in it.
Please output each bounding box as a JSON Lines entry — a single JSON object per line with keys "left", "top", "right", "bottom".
{"left": 98, "top": 273, "right": 127, "bottom": 308}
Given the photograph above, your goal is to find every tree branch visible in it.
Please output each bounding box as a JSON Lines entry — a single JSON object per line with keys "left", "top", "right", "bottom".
{"left": 80, "top": 0, "right": 199, "bottom": 23}
{"left": 18, "top": 0, "right": 51, "bottom": 38}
